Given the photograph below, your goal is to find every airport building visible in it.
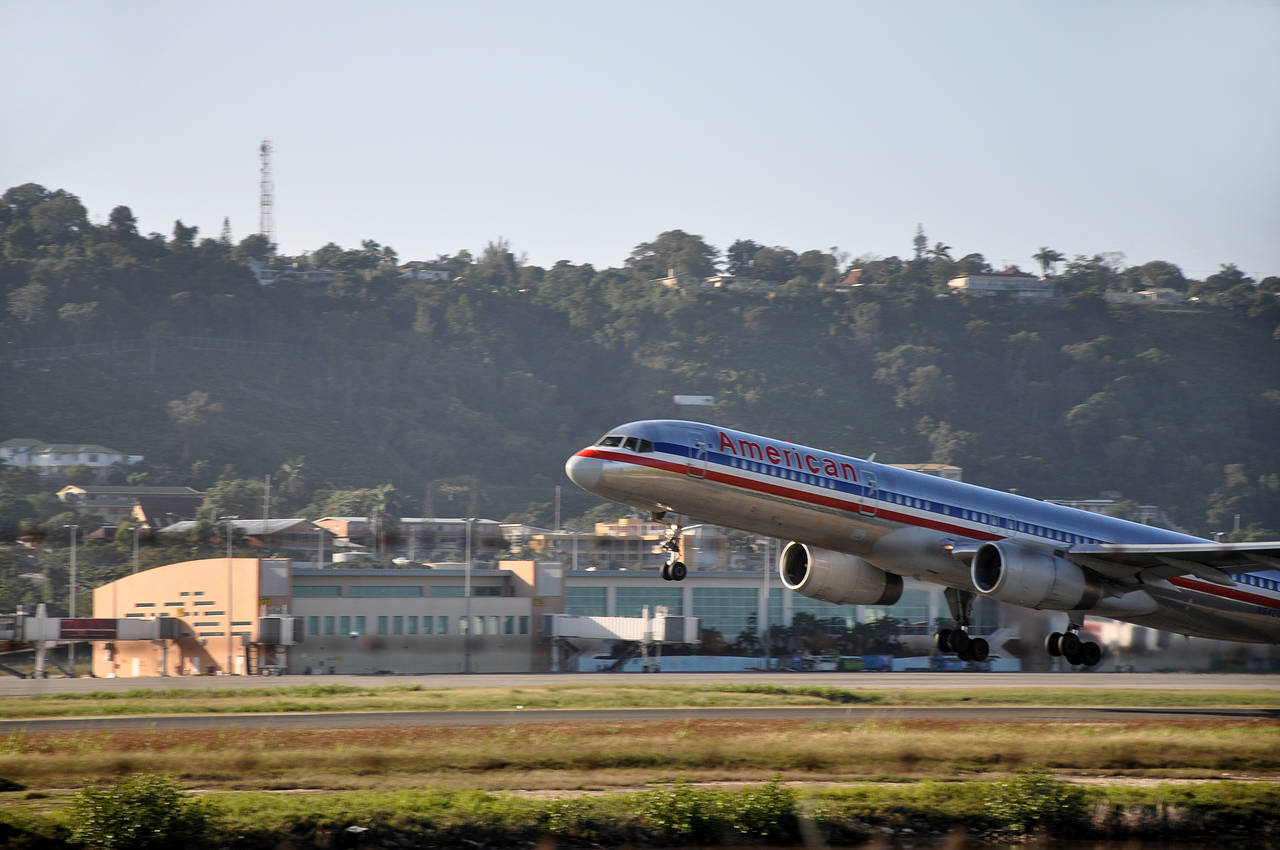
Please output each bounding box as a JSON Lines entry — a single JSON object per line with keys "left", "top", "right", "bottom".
{"left": 89, "top": 555, "right": 992, "bottom": 676}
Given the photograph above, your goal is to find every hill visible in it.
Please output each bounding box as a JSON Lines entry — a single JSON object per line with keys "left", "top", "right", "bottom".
{"left": 2, "top": 184, "right": 1278, "bottom": 540}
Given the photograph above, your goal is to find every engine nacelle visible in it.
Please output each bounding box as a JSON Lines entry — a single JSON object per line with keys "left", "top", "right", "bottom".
{"left": 971, "top": 540, "right": 1103, "bottom": 611}
{"left": 779, "top": 542, "right": 903, "bottom": 606}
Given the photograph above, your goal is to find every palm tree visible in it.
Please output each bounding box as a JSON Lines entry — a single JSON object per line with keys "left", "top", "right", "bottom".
{"left": 929, "top": 243, "right": 953, "bottom": 262}
{"left": 1033, "top": 247, "right": 1065, "bottom": 277}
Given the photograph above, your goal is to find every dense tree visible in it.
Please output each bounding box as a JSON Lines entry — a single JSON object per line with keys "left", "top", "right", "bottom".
{"left": 167, "top": 391, "right": 223, "bottom": 465}
{"left": 1032, "top": 247, "right": 1065, "bottom": 277}
{"left": 627, "top": 229, "right": 718, "bottom": 280}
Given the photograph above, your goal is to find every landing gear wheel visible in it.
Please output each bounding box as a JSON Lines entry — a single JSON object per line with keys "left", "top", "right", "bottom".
{"left": 935, "top": 629, "right": 953, "bottom": 653}
{"left": 1059, "top": 631, "right": 1081, "bottom": 658}
{"left": 668, "top": 561, "right": 687, "bottom": 582}
{"left": 956, "top": 642, "right": 974, "bottom": 662}
{"left": 1045, "top": 632, "right": 1063, "bottom": 657}
{"left": 969, "top": 637, "right": 989, "bottom": 663}
{"left": 1079, "top": 641, "right": 1102, "bottom": 667}
{"left": 950, "top": 630, "right": 972, "bottom": 656}
{"left": 660, "top": 562, "right": 672, "bottom": 581}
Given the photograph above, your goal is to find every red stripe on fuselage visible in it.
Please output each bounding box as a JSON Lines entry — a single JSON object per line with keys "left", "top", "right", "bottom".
{"left": 575, "top": 448, "right": 1001, "bottom": 542}
{"left": 1168, "top": 577, "right": 1280, "bottom": 611}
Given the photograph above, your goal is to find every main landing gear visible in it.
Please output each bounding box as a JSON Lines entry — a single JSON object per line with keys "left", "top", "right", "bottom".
{"left": 934, "top": 588, "right": 989, "bottom": 663}
{"left": 654, "top": 512, "right": 687, "bottom": 582}
{"left": 1046, "top": 623, "right": 1103, "bottom": 668}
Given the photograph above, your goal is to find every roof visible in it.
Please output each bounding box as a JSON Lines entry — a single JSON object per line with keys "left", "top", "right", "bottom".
{"left": 60, "top": 485, "right": 202, "bottom": 497}
{"left": 160, "top": 518, "right": 320, "bottom": 535}
{"left": 32, "top": 443, "right": 124, "bottom": 454}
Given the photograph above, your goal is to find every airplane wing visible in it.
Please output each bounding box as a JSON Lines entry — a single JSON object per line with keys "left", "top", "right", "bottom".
{"left": 1063, "top": 542, "right": 1280, "bottom": 587}
{"left": 947, "top": 540, "right": 1280, "bottom": 587}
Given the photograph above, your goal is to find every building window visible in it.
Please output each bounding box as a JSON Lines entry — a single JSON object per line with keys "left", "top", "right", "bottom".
{"left": 393, "top": 616, "right": 403, "bottom": 635}
{"left": 348, "top": 586, "right": 424, "bottom": 597}
{"left": 407, "top": 616, "right": 418, "bottom": 635}
{"left": 430, "top": 586, "right": 465, "bottom": 597}
{"left": 565, "top": 586, "right": 606, "bottom": 616}
{"left": 422, "top": 616, "right": 434, "bottom": 635}
{"left": 618, "top": 586, "right": 682, "bottom": 617}
{"left": 519, "top": 616, "right": 529, "bottom": 635}
{"left": 135, "top": 602, "right": 155, "bottom": 608}
{"left": 295, "top": 586, "right": 342, "bottom": 597}
{"left": 308, "top": 617, "right": 320, "bottom": 636}
{"left": 354, "top": 616, "right": 366, "bottom": 635}
{"left": 438, "top": 616, "right": 449, "bottom": 635}
{"left": 377, "top": 616, "right": 388, "bottom": 635}
{"left": 691, "top": 587, "right": 757, "bottom": 636}
{"left": 487, "top": 616, "right": 499, "bottom": 635}
{"left": 504, "top": 616, "right": 515, "bottom": 635}
{"left": 194, "top": 601, "right": 216, "bottom": 607}
{"left": 324, "top": 616, "right": 335, "bottom": 636}
{"left": 339, "top": 616, "right": 351, "bottom": 635}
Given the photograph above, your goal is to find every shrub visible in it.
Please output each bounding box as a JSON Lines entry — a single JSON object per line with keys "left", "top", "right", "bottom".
{"left": 985, "top": 769, "right": 1086, "bottom": 835}
{"left": 68, "top": 773, "right": 209, "bottom": 850}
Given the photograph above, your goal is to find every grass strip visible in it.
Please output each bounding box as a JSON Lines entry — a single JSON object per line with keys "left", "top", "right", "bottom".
{"left": 2, "top": 717, "right": 1275, "bottom": 790}
{"left": 3, "top": 779, "right": 1277, "bottom": 848}
{"left": 0, "top": 683, "right": 1276, "bottom": 718}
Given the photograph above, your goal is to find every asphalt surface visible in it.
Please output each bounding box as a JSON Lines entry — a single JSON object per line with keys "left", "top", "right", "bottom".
{"left": 1, "top": 671, "right": 1276, "bottom": 734}
{"left": 2, "top": 670, "right": 1277, "bottom": 697}
{"left": 3, "top": 703, "right": 1277, "bottom": 735}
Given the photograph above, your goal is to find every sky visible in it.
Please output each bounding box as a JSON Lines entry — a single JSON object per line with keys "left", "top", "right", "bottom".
{"left": 4, "top": 1, "right": 1279, "bottom": 281}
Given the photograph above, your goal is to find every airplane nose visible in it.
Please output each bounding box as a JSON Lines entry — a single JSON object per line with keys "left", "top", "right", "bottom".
{"left": 565, "top": 453, "right": 602, "bottom": 491}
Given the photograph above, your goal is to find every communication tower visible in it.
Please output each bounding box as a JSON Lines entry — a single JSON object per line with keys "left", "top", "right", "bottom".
{"left": 258, "top": 139, "right": 275, "bottom": 245}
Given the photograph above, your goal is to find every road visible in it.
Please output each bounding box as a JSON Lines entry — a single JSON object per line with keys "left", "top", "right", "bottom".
{"left": 1, "top": 671, "right": 1275, "bottom": 733}
{"left": 3, "top": 703, "right": 1277, "bottom": 735}
{"left": 0, "top": 670, "right": 1276, "bottom": 697}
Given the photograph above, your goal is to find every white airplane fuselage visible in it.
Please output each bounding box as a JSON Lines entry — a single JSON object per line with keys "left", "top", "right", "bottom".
{"left": 566, "top": 420, "right": 1280, "bottom": 646}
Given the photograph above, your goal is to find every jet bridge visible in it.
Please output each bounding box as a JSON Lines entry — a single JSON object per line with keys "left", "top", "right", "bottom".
{"left": 543, "top": 606, "right": 699, "bottom": 672}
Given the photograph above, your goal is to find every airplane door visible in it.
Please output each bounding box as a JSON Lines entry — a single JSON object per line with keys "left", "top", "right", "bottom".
{"left": 686, "top": 427, "right": 711, "bottom": 478}
{"left": 859, "top": 468, "right": 878, "bottom": 516}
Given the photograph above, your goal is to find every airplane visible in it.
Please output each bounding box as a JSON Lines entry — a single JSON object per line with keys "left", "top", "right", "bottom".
{"left": 565, "top": 419, "right": 1280, "bottom": 667}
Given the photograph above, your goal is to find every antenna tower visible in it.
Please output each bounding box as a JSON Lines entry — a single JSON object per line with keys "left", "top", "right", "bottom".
{"left": 258, "top": 139, "right": 275, "bottom": 245}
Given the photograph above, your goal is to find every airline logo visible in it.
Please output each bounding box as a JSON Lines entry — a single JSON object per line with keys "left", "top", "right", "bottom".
{"left": 717, "top": 431, "right": 860, "bottom": 483}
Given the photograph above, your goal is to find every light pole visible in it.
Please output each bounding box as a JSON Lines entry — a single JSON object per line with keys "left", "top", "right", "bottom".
{"left": 315, "top": 526, "right": 325, "bottom": 568}
{"left": 63, "top": 524, "right": 78, "bottom": 675}
{"left": 463, "top": 517, "right": 472, "bottom": 673}
{"left": 131, "top": 525, "right": 143, "bottom": 573}
{"left": 220, "top": 515, "right": 238, "bottom": 675}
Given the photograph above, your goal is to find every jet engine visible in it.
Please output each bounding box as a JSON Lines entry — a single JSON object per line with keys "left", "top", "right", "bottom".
{"left": 971, "top": 540, "right": 1104, "bottom": 611}
{"left": 779, "top": 542, "right": 903, "bottom": 606}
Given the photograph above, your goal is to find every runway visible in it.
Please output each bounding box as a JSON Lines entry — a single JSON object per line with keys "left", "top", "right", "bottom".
{"left": 1, "top": 671, "right": 1275, "bottom": 733}
{"left": 1, "top": 670, "right": 1276, "bottom": 697}
{"left": 2, "top": 703, "right": 1276, "bottom": 735}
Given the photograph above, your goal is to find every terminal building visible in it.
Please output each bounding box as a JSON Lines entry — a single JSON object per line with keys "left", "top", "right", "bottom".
{"left": 89, "top": 555, "right": 999, "bottom": 676}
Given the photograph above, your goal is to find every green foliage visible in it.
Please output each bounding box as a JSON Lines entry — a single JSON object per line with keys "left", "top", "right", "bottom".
{"left": 67, "top": 773, "right": 209, "bottom": 850}
{"left": 1, "top": 181, "right": 1277, "bottom": 536}
{"left": 635, "top": 778, "right": 798, "bottom": 844}
{"left": 985, "top": 768, "right": 1086, "bottom": 835}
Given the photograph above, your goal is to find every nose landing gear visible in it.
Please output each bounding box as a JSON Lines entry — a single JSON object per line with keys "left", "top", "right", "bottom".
{"left": 655, "top": 513, "right": 687, "bottom": 582}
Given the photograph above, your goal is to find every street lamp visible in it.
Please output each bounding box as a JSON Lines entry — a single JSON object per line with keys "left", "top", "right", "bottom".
{"left": 131, "top": 525, "right": 143, "bottom": 573}
{"left": 219, "top": 515, "right": 238, "bottom": 675}
{"left": 315, "top": 526, "right": 325, "bottom": 568}
{"left": 464, "top": 517, "right": 472, "bottom": 674}
{"left": 63, "top": 524, "right": 78, "bottom": 675}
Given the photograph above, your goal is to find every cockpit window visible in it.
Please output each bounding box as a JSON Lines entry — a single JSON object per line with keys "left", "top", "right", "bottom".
{"left": 596, "top": 434, "right": 654, "bottom": 452}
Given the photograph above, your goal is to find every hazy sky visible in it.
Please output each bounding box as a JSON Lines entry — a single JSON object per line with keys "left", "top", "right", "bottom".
{"left": 5, "top": 2, "right": 1278, "bottom": 280}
